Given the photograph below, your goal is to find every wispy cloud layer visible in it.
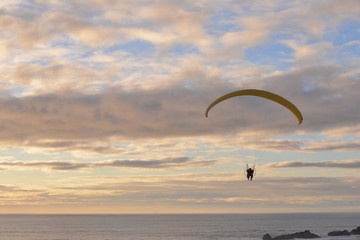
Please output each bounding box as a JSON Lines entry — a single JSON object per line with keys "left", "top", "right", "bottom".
{"left": 1, "top": 175, "right": 360, "bottom": 213}
{"left": 0, "top": 157, "right": 216, "bottom": 171}
{"left": 266, "top": 159, "right": 360, "bottom": 168}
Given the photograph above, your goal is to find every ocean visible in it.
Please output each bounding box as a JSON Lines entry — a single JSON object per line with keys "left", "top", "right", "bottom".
{"left": 0, "top": 213, "right": 359, "bottom": 240}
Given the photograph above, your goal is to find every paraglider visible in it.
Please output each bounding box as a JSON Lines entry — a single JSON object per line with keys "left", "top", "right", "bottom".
{"left": 205, "top": 89, "right": 303, "bottom": 125}
{"left": 246, "top": 164, "right": 255, "bottom": 181}
{"left": 205, "top": 89, "right": 303, "bottom": 181}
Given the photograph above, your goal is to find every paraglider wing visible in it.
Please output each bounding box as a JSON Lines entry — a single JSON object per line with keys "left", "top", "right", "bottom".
{"left": 205, "top": 89, "right": 303, "bottom": 125}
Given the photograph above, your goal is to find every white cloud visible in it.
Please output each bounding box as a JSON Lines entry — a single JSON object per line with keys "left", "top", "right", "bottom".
{"left": 281, "top": 40, "right": 333, "bottom": 65}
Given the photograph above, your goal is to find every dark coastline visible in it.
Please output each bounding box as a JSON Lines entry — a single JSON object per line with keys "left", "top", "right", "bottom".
{"left": 263, "top": 226, "right": 360, "bottom": 240}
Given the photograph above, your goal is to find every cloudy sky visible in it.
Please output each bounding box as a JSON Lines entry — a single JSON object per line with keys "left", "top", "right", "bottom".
{"left": 0, "top": 0, "right": 359, "bottom": 214}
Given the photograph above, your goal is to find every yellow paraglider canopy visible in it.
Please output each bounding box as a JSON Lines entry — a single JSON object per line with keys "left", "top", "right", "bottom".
{"left": 205, "top": 89, "right": 303, "bottom": 125}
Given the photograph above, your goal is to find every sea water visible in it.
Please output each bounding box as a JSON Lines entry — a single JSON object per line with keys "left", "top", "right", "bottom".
{"left": 0, "top": 213, "right": 359, "bottom": 240}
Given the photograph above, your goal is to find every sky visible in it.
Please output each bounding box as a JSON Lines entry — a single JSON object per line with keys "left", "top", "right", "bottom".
{"left": 0, "top": 0, "right": 359, "bottom": 214}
